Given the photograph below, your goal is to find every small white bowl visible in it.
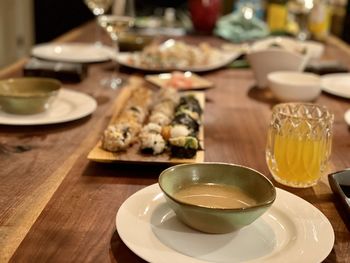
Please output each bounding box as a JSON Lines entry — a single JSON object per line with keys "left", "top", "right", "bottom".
{"left": 301, "top": 40, "right": 325, "bottom": 59}
{"left": 267, "top": 71, "right": 321, "bottom": 102}
{"left": 247, "top": 49, "right": 308, "bottom": 88}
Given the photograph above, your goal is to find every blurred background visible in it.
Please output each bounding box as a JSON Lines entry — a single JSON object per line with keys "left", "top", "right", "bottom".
{"left": 0, "top": 0, "right": 349, "bottom": 68}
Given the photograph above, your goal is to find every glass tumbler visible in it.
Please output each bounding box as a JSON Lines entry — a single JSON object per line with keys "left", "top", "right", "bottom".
{"left": 266, "top": 103, "right": 333, "bottom": 188}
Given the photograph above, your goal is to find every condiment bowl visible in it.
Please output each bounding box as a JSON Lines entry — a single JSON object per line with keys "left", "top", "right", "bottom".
{"left": 268, "top": 71, "right": 321, "bottom": 102}
{"left": 158, "top": 163, "right": 276, "bottom": 234}
{"left": 0, "top": 77, "right": 61, "bottom": 114}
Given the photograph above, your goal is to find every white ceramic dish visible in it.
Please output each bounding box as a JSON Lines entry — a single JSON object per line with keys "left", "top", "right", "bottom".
{"left": 344, "top": 109, "right": 350, "bottom": 126}
{"left": 268, "top": 71, "right": 321, "bottom": 102}
{"left": 31, "top": 43, "right": 114, "bottom": 63}
{"left": 117, "top": 51, "right": 241, "bottom": 73}
{"left": 247, "top": 49, "right": 308, "bottom": 88}
{"left": 116, "top": 184, "right": 334, "bottom": 263}
{"left": 321, "top": 73, "right": 350, "bottom": 99}
{"left": 0, "top": 89, "right": 97, "bottom": 125}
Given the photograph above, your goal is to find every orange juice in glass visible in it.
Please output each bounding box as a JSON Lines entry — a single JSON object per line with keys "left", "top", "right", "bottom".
{"left": 266, "top": 103, "right": 333, "bottom": 188}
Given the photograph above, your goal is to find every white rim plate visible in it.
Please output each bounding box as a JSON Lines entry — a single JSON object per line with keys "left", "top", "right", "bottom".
{"left": 31, "top": 43, "right": 114, "bottom": 63}
{"left": 0, "top": 89, "right": 97, "bottom": 125}
{"left": 116, "top": 184, "right": 334, "bottom": 263}
{"left": 344, "top": 109, "right": 350, "bottom": 126}
{"left": 321, "top": 73, "right": 350, "bottom": 99}
{"left": 117, "top": 51, "right": 241, "bottom": 73}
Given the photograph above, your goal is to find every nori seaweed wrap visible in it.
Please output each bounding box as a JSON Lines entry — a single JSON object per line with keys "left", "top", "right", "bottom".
{"left": 169, "top": 136, "right": 199, "bottom": 158}
{"left": 172, "top": 113, "right": 199, "bottom": 133}
{"left": 176, "top": 95, "right": 203, "bottom": 115}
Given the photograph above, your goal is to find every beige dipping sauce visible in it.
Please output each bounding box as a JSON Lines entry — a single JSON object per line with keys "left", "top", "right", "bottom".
{"left": 174, "top": 183, "right": 256, "bottom": 209}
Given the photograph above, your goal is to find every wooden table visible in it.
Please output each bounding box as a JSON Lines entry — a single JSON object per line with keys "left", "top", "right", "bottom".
{"left": 1, "top": 22, "right": 349, "bottom": 263}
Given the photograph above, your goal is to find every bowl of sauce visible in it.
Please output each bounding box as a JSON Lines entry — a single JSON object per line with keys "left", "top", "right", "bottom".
{"left": 159, "top": 163, "right": 276, "bottom": 234}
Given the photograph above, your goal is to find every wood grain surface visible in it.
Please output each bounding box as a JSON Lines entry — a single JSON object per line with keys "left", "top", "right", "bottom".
{"left": 0, "top": 21, "right": 349, "bottom": 263}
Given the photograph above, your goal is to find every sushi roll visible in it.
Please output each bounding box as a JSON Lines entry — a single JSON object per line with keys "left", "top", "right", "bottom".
{"left": 149, "top": 112, "right": 172, "bottom": 127}
{"left": 102, "top": 124, "right": 134, "bottom": 152}
{"left": 161, "top": 124, "right": 192, "bottom": 141}
{"left": 140, "top": 132, "right": 166, "bottom": 155}
{"left": 140, "top": 122, "right": 162, "bottom": 135}
{"left": 121, "top": 105, "right": 146, "bottom": 123}
{"left": 172, "top": 113, "right": 199, "bottom": 133}
{"left": 170, "top": 124, "right": 192, "bottom": 138}
{"left": 175, "top": 106, "right": 200, "bottom": 122}
{"left": 157, "top": 87, "right": 180, "bottom": 105}
{"left": 169, "top": 136, "right": 199, "bottom": 158}
{"left": 176, "top": 95, "right": 202, "bottom": 115}
{"left": 152, "top": 100, "right": 175, "bottom": 118}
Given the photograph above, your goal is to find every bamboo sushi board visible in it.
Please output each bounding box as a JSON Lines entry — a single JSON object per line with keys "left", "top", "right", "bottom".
{"left": 88, "top": 77, "right": 205, "bottom": 164}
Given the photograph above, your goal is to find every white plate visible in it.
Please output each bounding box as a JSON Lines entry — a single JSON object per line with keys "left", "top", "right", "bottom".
{"left": 0, "top": 89, "right": 97, "bottom": 125}
{"left": 31, "top": 43, "right": 114, "bottom": 63}
{"left": 116, "top": 184, "right": 334, "bottom": 263}
{"left": 321, "top": 73, "right": 350, "bottom": 99}
{"left": 344, "top": 109, "right": 350, "bottom": 126}
{"left": 117, "top": 51, "right": 241, "bottom": 73}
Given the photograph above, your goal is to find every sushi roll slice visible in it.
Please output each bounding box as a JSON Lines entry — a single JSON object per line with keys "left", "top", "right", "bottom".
{"left": 140, "top": 132, "right": 166, "bottom": 155}
{"left": 140, "top": 122, "right": 162, "bottom": 135}
{"left": 175, "top": 106, "right": 200, "bottom": 122}
{"left": 172, "top": 113, "right": 199, "bottom": 133}
{"left": 102, "top": 124, "right": 134, "bottom": 152}
{"left": 152, "top": 100, "right": 175, "bottom": 118}
{"left": 157, "top": 87, "right": 180, "bottom": 105}
{"left": 169, "top": 136, "right": 199, "bottom": 158}
{"left": 149, "top": 112, "right": 172, "bottom": 127}
{"left": 170, "top": 124, "right": 192, "bottom": 138}
{"left": 176, "top": 95, "right": 202, "bottom": 115}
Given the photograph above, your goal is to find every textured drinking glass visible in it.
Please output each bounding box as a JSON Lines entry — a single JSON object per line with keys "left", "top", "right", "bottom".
{"left": 266, "top": 103, "right": 333, "bottom": 188}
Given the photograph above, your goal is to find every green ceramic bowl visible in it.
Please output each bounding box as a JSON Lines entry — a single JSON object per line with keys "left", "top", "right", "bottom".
{"left": 159, "top": 163, "right": 276, "bottom": 234}
{"left": 0, "top": 77, "right": 61, "bottom": 114}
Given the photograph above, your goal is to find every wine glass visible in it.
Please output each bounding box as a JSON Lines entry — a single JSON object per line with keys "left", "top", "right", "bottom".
{"left": 98, "top": 15, "right": 134, "bottom": 89}
{"left": 84, "top": 0, "right": 114, "bottom": 45}
{"left": 288, "top": 0, "right": 313, "bottom": 41}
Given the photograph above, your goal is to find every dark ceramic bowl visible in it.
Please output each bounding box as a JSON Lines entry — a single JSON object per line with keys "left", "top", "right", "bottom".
{"left": 159, "top": 163, "right": 276, "bottom": 234}
{"left": 0, "top": 77, "right": 61, "bottom": 114}
{"left": 118, "top": 33, "right": 153, "bottom": 52}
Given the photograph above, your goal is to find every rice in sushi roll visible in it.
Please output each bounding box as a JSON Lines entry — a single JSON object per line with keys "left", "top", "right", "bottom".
{"left": 149, "top": 112, "right": 172, "bottom": 127}
{"left": 140, "top": 133, "right": 166, "bottom": 155}
{"left": 140, "top": 122, "right": 162, "bottom": 135}
{"left": 172, "top": 113, "right": 199, "bottom": 133}
{"left": 102, "top": 123, "right": 137, "bottom": 152}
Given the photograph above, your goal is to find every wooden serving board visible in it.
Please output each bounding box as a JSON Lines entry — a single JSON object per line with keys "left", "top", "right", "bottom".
{"left": 87, "top": 78, "right": 205, "bottom": 164}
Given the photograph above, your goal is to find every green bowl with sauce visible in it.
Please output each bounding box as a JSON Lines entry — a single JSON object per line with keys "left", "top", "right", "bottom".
{"left": 0, "top": 77, "right": 61, "bottom": 115}
{"left": 159, "top": 163, "right": 276, "bottom": 234}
